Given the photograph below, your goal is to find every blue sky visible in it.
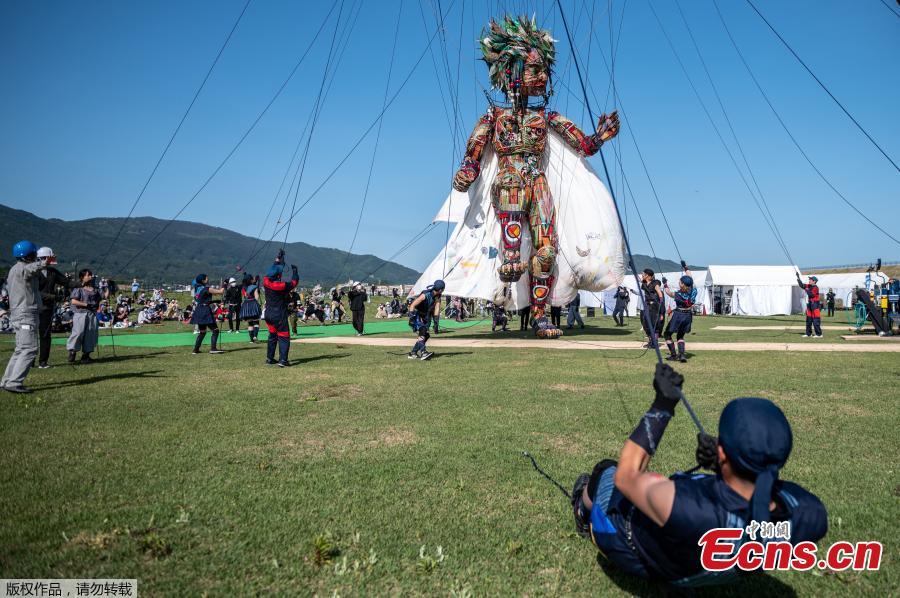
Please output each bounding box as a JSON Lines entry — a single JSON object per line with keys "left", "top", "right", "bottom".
{"left": 1, "top": 0, "right": 897, "bottom": 273}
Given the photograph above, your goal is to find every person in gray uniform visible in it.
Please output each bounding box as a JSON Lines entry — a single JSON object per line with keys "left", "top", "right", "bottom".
{"left": 1, "top": 240, "right": 44, "bottom": 393}
{"left": 66, "top": 269, "right": 107, "bottom": 364}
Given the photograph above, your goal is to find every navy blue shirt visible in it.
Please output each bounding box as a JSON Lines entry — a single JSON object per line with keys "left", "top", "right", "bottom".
{"left": 617, "top": 473, "right": 827, "bottom": 585}
{"left": 671, "top": 288, "right": 697, "bottom": 310}
{"left": 414, "top": 290, "right": 437, "bottom": 317}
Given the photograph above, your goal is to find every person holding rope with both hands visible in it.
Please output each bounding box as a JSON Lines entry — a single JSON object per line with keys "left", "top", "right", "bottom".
{"left": 263, "top": 249, "right": 299, "bottom": 367}
{"left": 570, "top": 364, "right": 827, "bottom": 587}
{"left": 796, "top": 272, "right": 823, "bottom": 338}
{"left": 662, "top": 264, "right": 696, "bottom": 363}
{"left": 189, "top": 274, "right": 226, "bottom": 355}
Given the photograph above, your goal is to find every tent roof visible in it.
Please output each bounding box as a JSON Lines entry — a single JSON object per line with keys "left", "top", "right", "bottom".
{"left": 808, "top": 271, "right": 886, "bottom": 289}
{"left": 707, "top": 265, "right": 799, "bottom": 286}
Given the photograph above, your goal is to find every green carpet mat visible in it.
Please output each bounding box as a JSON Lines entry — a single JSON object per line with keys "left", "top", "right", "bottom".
{"left": 44, "top": 318, "right": 486, "bottom": 348}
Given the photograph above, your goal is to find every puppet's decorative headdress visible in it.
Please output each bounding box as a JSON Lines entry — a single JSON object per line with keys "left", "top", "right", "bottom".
{"left": 480, "top": 15, "right": 556, "bottom": 94}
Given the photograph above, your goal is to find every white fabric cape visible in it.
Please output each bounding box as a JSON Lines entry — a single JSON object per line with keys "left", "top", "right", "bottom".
{"left": 413, "top": 130, "right": 626, "bottom": 310}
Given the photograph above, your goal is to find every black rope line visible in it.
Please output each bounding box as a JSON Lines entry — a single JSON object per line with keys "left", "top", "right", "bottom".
{"left": 97, "top": 0, "right": 253, "bottom": 272}
{"left": 877, "top": 0, "right": 900, "bottom": 19}
{"left": 522, "top": 451, "right": 571, "bottom": 500}
{"left": 111, "top": 3, "right": 339, "bottom": 278}
{"left": 282, "top": 0, "right": 348, "bottom": 247}
{"left": 244, "top": 1, "right": 364, "bottom": 275}
{"left": 577, "top": 0, "right": 683, "bottom": 263}
{"left": 555, "top": 0, "right": 705, "bottom": 435}
{"left": 673, "top": 0, "right": 794, "bottom": 265}
{"left": 746, "top": 0, "right": 899, "bottom": 173}
{"left": 332, "top": 0, "right": 405, "bottom": 286}
{"left": 713, "top": 0, "right": 900, "bottom": 249}
{"left": 238, "top": 0, "right": 460, "bottom": 270}
{"left": 646, "top": 1, "right": 796, "bottom": 267}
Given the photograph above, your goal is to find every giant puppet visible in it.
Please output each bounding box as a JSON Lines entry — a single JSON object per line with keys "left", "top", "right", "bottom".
{"left": 416, "top": 16, "right": 626, "bottom": 337}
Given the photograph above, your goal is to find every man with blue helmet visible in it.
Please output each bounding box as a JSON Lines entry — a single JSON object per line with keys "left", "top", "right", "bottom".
{"left": 407, "top": 280, "right": 444, "bottom": 360}
{"left": 2, "top": 241, "right": 44, "bottom": 393}
{"left": 262, "top": 249, "right": 299, "bottom": 367}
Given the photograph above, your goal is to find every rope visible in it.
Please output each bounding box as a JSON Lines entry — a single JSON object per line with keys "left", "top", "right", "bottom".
{"left": 238, "top": 0, "right": 460, "bottom": 271}
{"left": 243, "top": 0, "right": 363, "bottom": 275}
{"left": 577, "top": 0, "right": 683, "bottom": 264}
{"left": 522, "top": 451, "right": 571, "bottom": 500}
{"left": 283, "top": 0, "right": 348, "bottom": 247}
{"left": 555, "top": 0, "right": 705, "bottom": 435}
{"left": 332, "top": 0, "right": 405, "bottom": 286}
{"left": 646, "top": 1, "right": 796, "bottom": 267}
{"left": 672, "top": 0, "right": 795, "bottom": 266}
{"left": 713, "top": 0, "right": 900, "bottom": 249}
{"left": 745, "top": 0, "right": 899, "bottom": 173}
{"left": 111, "top": 3, "right": 339, "bottom": 278}
{"left": 97, "top": 0, "right": 253, "bottom": 272}
{"left": 877, "top": 0, "right": 900, "bottom": 19}
{"left": 366, "top": 223, "right": 440, "bottom": 281}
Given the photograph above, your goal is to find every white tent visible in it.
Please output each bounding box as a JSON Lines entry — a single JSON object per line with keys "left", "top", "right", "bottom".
{"left": 707, "top": 265, "right": 802, "bottom": 316}
{"left": 807, "top": 271, "right": 887, "bottom": 309}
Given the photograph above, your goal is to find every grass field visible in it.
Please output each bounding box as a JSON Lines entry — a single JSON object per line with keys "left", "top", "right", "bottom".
{"left": 1, "top": 312, "right": 897, "bottom": 596}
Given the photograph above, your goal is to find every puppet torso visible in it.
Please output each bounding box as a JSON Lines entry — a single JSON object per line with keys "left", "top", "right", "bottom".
{"left": 491, "top": 107, "right": 549, "bottom": 211}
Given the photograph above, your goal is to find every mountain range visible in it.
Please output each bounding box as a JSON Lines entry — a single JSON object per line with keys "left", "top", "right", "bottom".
{"left": 0, "top": 204, "right": 697, "bottom": 286}
{"left": 0, "top": 204, "right": 419, "bottom": 285}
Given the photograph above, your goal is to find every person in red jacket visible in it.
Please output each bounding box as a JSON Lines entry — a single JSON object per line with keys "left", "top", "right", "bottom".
{"left": 796, "top": 273, "right": 822, "bottom": 338}
{"left": 263, "top": 250, "right": 299, "bottom": 366}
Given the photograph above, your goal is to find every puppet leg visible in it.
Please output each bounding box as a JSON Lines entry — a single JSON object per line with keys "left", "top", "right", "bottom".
{"left": 529, "top": 179, "right": 562, "bottom": 339}
{"left": 492, "top": 167, "right": 529, "bottom": 282}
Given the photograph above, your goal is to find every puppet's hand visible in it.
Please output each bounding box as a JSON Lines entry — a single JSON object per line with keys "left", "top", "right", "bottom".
{"left": 452, "top": 158, "right": 480, "bottom": 192}
{"left": 596, "top": 111, "right": 620, "bottom": 142}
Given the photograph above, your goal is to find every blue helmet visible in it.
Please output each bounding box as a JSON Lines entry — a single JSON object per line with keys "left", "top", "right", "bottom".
{"left": 12, "top": 240, "right": 38, "bottom": 259}
{"left": 433, "top": 279, "right": 446, "bottom": 291}
{"left": 680, "top": 275, "right": 694, "bottom": 288}
{"left": 266, "top": 264, "right": 284, "bottom": 280}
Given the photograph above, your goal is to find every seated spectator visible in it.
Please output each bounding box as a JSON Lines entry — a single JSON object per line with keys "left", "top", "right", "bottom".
{"left": 97, "top": 301, "right": 113, "bottom": 327}
{"left": 164, "top": 300, "right": 179, "bottom": 320}
{"left": 114, "top": 304, "right": 130, "bottom": 325}
{"left": 376, "top": 304, "right": 388, "bottom": 319}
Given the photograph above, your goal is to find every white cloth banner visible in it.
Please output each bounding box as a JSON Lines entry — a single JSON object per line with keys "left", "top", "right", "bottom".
{"left": 414, "top": 130, "right": 626, "bottom": 309}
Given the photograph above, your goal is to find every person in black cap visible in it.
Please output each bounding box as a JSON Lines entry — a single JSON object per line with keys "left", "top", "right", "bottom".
{"left": 631, "top": 269, "right": 663, "bottom": 348}
{"left": 407, "top": 280, "right": 444, "bottom": 360}
{"left": 662, "top": 271, "right": 697, "bottom": 363}
{"left": 262, "top": 250, "right": 299, "bottom": 367}
{"left": 796, "top": 273, "right": 823, "bottom": 338}
{"left": 190, "top": 274, "right": 226, "bottom": 355}
{"left": 569, "top": 364, "right": 827, "bottom": 586}
{"left": 612, "top": 286, "right": 629, "bottom": 327}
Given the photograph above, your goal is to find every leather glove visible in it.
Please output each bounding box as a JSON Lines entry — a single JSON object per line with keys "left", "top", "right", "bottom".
{"left": 651, "top": 362, "right": 684, "bottom": 415}
{"left": 661, "top": 277, "right": 668, "bottom": 286}
{"left": 275, "top": 249, "right": 285, "bottom": 264}
{"left": 696, "top": 433, "right": 719, "bottom": 471}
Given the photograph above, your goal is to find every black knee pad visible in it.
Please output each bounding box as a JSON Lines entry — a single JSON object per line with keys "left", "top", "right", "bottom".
{"left": 588, "top": 459, "right": 618, "bottom": 499}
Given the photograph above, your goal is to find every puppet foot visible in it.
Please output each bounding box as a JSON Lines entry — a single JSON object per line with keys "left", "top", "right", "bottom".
{"left": 498, "top": 261, "right": 526, "bottom": 282}
{"left": 532, "top": 317, "right": 563, "bottom": 339}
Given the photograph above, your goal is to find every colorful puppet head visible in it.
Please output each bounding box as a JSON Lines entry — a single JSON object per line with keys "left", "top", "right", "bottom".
{"left": 481, "top": 15, "right": 555, "bottom": 98}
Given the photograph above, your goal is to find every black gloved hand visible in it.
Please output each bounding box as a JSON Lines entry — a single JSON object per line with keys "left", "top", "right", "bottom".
{"left": 661, "top": 277, "right": 668, "bottom": 286}
{"left": 275, "top": 249, "right": 285, "bottom": 264}
{"left": 652, "top": 362, "right": 684, "bottom": 414}
{"left": 291, "top": 264, "right": 298, "bottom": 277}
{"left": 696, "top": 433, "right": 719, "bottom": 471}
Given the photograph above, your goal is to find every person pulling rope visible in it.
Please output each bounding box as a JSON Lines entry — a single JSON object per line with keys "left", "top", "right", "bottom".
{"left": 568, "top": 363, "right": 828, "bottom": 587}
